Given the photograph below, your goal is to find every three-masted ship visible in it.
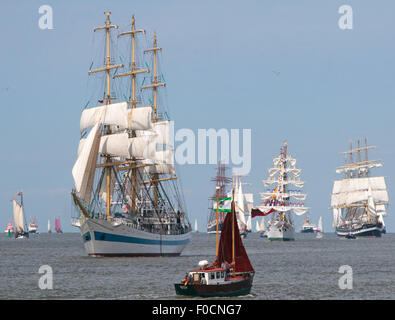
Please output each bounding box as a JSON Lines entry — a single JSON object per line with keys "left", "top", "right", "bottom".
{"left": 256, "top": 141, "right": 308, "bottom": 241}
{"left": 71, "top": 13, "right": 191, "bottom": 256}
{"left": 330, "top": 139, "right": 389, "bottom": 238}
{"left": 207, "top": 162, "right": 231, "bottom": 234}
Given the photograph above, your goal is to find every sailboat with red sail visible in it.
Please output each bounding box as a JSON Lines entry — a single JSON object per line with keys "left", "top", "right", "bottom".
{"left": 175, "top": 189, "right": 254, "bottom": 297}
{"left": 55, "top": 217, "right": 63, "bottom": 233}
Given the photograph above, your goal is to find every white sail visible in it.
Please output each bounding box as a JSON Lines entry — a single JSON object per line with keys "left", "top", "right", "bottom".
{"left": 317, "top": 216, "right": 323, "bottom": 232}
{"left": 129, "top": 135, "right": 157, "bottom": 160}
{"left": 255, "top": 220, "right": 261, "bottom": 232}
{"left": 153, "top": 120, "right": 173, "bottom": 147}
{"left": 260, "top": 191, "right": 307, "bottom": 201}
{"left": 80, "top": 102, "right": 153, "bottom": 133}
{"left": 194, "top": 219, "right": 198, "bottom": 232}
{"left": 263, "top": 179, "right": 305, "bottom": 188}
{"left": 268, "top": 167, "right": 301, "bottom": 177}
{"left": 335, "top": 162, "right": 383, "bottom": 174}
{"left": 48, "top": 219, "right": 51, "bottom": 232}
{"left": 260, "top": 217, "right": 265, "bottom": 231}
{"left": 72, "top": 122, "right": 101, "bottom": 204}
{"left": 332, "top": 208, "right": 341, "bottom": 228}
{"left": 246, "top": 214, "right": 252, "bottom": 232}
{"left": 331, "top": 177, "right": 388, "bottom": 207}
{"left": 99, "top": 132, "right": 130, "bottom": 158}
{"left": 376, "top": 204, "right": 387, "bottom": 217}
{"left": 13, "top": 200, "right": 25, "bottom": 233}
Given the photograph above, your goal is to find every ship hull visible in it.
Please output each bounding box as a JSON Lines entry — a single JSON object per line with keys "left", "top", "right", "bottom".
{"left": 174, "top": 277, "right": 253, "bottom": 297}
{"left": 267, "top": 224, "right": 295, "bottom": 241}
{"left": 300, "top": 228, "right": 314, "bottom": 233}
{"left": 79, "top": 218, "right": 191, "bottom": 257}
{"left": 336, "top": 223, "right": 384, "bottom": 238}
{"left": 207, "top": 222, "right": 223, "bottom": 234}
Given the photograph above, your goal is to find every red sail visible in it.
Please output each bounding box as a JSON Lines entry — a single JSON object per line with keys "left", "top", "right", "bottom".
{"left": 209, "top": 204, "right": 254, "bottom": 273}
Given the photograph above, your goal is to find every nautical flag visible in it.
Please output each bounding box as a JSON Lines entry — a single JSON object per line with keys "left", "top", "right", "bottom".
{"left": 213, "top": 197, "right": 232, "bottom": 212}
{"left": 251, "top": 207, "right": 275, "bottom": 218}
{"left": 98, "top": 100, "right": 104, "bottom": 104}
{"left": 17, "top": 192, "right": 22, "bottom": 196}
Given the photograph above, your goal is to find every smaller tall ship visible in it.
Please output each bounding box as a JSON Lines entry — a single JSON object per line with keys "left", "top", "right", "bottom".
{"left": 55, "top": 217, "right": 63, "bottom": 233}
{"left": 330, "top": 139, "right": 389, "bottom": 238}
{"left": 175, "top": 189, "right": 254, "bottom": 297}
{"left": 207, "top": 162, "right": 231, "bottom": 234}
{"left": 254, "top": 141, "right": 308, "bottom": 241}
{"left": 28, "top": 216, "right": 39, "bottom": 234}
{"left": 4, "top": 221, "right": 14, "bottom": 236}
{"left": 12, "top": 192, "right": 29, "bottom": 239}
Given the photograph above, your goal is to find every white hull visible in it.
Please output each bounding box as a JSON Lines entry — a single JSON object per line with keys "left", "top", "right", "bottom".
{"left": 79, "top": 218, "right": 191, "bottom": 256}
{"left": 267, "top": 222, "right": 295, "bottom": 241}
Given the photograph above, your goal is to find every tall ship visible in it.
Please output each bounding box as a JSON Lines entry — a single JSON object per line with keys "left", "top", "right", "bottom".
{"left": 55, "top": 218, "right": 63, "bottom": 233}
{"left": 71, "top": 13, "right": 191, "bottom": 256}
{"left": 255, "top": 141, "right": 308, "bottom": 241}
{"left": 330, "top": 139, "right": 388, "bottom": 238}
{"left": 28, "top": 216, "right": 39, "bottom": 234}
{"left": 207, "top": 162, "right": 231, "bottom": 234}
{"left": 12, "top": 192, "right": 29, "bottom": 239}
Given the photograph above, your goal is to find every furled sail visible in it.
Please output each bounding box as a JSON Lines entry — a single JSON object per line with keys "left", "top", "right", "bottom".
{"left": 72, "top": 122, "right": 101, "bottom": 204}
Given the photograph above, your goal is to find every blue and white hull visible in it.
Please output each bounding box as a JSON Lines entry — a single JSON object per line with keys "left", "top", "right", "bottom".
{"left": 79, "top": 218, "right": 191, "bottom": 257}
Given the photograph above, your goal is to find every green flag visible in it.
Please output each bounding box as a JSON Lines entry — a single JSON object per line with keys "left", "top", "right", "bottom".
{"left": 213, "top": 197, "right": 232, "bottom": 212}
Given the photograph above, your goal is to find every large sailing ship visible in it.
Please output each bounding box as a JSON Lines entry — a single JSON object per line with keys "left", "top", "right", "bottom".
{"left": 255, "top": 141, "right": 308, "bottom": 241}
{"left": 71, "top": 13, "right": 191, "bottom": 256}
{"left": 207, "top": 162, "right": 231, "bottom": 234}
{"left": 330, "top": 139, "right": 388, "bottom": 238}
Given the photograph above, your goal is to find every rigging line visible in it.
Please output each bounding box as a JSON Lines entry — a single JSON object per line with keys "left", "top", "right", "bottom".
{"left": 158, "top": 178, "right": 176, "bottom": 215}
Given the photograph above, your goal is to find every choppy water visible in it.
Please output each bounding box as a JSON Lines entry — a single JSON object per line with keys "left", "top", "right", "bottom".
{"left": 1, "top": 232, "right": 394, "bottom": 299}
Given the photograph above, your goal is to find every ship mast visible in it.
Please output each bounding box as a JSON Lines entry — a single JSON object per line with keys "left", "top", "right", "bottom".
{"left": 88, "top": 12, "right": 122, "bottom": 219}
{"left": 114, "top": 15, "right": 149, "bottom": 215}
{"left": 142, "top": 33, "right": 166, "bottom": 205}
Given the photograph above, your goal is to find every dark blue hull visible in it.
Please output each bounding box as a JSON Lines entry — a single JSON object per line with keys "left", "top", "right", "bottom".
{"left": 336, "top": 223, "right": 384, "bottom": 238}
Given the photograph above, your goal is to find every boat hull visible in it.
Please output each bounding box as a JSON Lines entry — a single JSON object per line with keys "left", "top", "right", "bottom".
{"left": 336, "top": 223, "right": 384, "bottom": 238}
{"left": 207, "top": 222, "right": 223, "bottom": 234}
{"left": 79, "top": 218, "right": 191, "bottom": 257}
{"left": 174, "top": 277, "right": 253, "bottom": 297}
{"left": 267, "top": 224, "right": 295, "bottom": 241}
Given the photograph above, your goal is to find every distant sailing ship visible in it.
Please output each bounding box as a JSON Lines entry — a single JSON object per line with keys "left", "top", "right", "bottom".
{"left": 330, "top": 139, "right": 388, "bottom": 238}
{"left": 316, "top": 217, "right": 323, "bottom": 239}
{"left": 255, "top": 217, "right": 267, "bottom": 238}
{"left": 175, "top": 190, "right": 254, "bottom": 297}
{"left": 48, "top": 219, "right": 51, "bottom": 233}
{"left": 254, "top": 141, "right": 308, "bottom": 241}
{"left": 233, "top": 175, "right": 253, "bottom": 238}
{"left": 28, "top": 216, "right": 39, "bottom": 234}
{"left": 71, "top": 13, "right": 191, "bottom": 256}
{"left": 194, "top": 219, "right": 198, "bottom": 232}
{"left": 55, "top": 218, "right": 63, "bottom": 233}
{"left": 12, "top": 192, "right": 29, "bottom": 239}
{"left": 207, "top": 162, "right": 231, "bottom": 234}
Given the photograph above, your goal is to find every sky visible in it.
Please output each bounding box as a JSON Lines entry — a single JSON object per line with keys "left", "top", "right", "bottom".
{"left": 1, "top": 0, "right": 395, "bottom": 233}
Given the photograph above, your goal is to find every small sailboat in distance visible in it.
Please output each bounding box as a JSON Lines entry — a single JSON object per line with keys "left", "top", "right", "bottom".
{"left": 13, "top": 192, "right": 29, "bottom": 239}
{"left": 48, "top": 220, "right": 51, "bottom": 233}
{"left": 194, "top": 219, "right": 198, "bottom": 232}
{"left": 55, "top": 217, "right": 63, "bottom": 233}
{"left": 175, "top": 188, "right": 254, "bottom": 297}
{"left": 316, "top": 216, "right": 323, "bottom": 239}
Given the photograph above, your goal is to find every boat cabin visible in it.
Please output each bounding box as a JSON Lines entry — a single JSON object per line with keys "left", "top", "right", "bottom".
{"left": 188, "top": 268, "right": 227, "bottom": 285}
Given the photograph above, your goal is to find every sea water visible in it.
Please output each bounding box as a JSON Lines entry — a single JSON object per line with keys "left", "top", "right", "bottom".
{"left": 0, "top": 232, "right": 394, "bottom": 299}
